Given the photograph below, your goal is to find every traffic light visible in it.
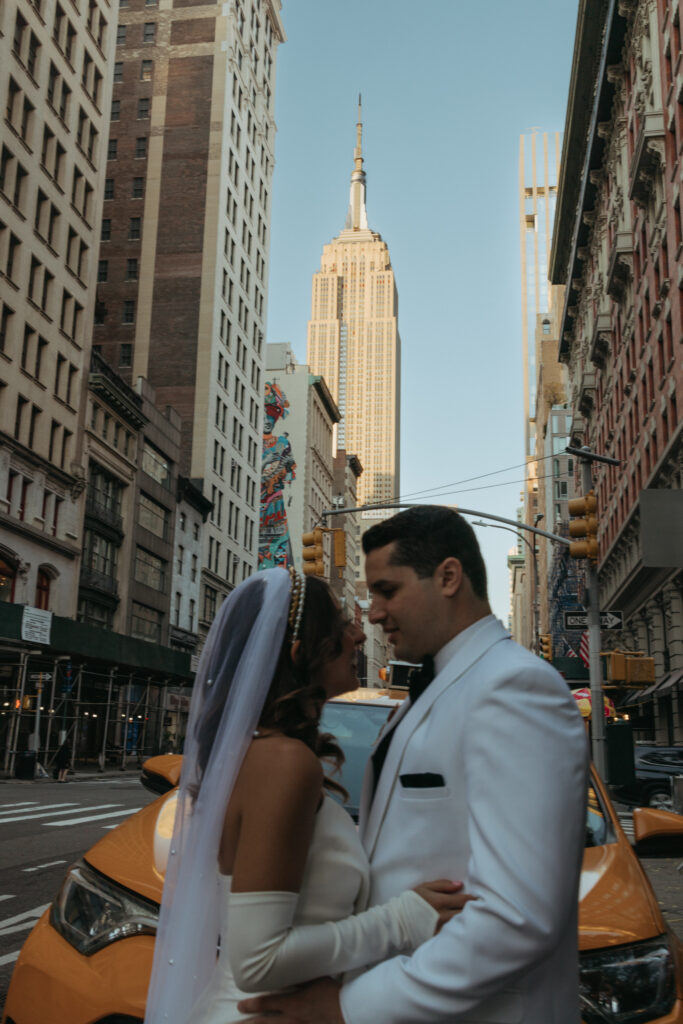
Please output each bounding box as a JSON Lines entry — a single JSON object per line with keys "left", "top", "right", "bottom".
{"left": 333, "top": 528, "right": 346, "bottom": 568}
{"left": 539, "top": 634, "right": 553, "bottom": 661}
{"left": 302, "top": 528, "right": 324, "bottom": 576}
{"left": 568, "top": 491, "right": 598, "bottom": 560}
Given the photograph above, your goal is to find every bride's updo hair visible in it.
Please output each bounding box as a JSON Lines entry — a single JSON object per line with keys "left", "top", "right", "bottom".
{"left": 259, "top": 574, "right": 348, "bottom": 795}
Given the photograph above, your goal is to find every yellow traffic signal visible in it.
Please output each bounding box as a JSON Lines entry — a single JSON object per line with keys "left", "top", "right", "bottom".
{"left": 568, "top": 491, "right": 598, "bottom": 560}
{"left": 333, "top": 528, "right": 346, "bottom": 568}
{"left": 539, "top": 634, "right": 553, "bottom": 661}
{"left": 302, "top": 528, "right": 325, "bottom": 576}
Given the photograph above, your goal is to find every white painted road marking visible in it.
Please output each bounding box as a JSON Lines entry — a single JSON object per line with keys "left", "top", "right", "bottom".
{"left": 0, "top": 903, "right": 50, "bottom": 939}
{"left": 46, "top": 807, "right": 142, "bottom": 827}
{"left": 0, "top": 950, "right": 20, "bottom": 967}
{"left": 22, "top": 860, "right": 67, "bottom": 873}
{"left": 0, "top": 895, "right": 15, "bottom": 904}
{"left": 0, "top": 801, "right": 39, "bottom": 809}
{"left": 0, "top": 803, "right": 120, "bottom": 824}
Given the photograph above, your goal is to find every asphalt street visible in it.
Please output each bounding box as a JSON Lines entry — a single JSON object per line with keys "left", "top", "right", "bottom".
{"left": 0, "top": 775, "right": 156, "bottom": 1008}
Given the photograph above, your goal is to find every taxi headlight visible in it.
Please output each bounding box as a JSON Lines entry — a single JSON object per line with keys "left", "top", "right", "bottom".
{"left": 579, "top": 936, "right": 675, "bottom": 1023}
{"left": 50, "top": 860, "right": 158, "bottom": 955}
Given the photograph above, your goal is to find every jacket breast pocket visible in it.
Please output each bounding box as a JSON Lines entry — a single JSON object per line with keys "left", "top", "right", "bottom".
{"left": 398, "top": 773, "right": 450, "bottom": 800}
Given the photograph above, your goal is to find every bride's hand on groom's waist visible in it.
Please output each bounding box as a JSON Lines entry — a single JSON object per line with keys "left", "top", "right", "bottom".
{"left": 238, "top": 977, "right": 342, "bottom": 1023}
{"left": 414, "top": 878, "right": 477, "bottom": 932}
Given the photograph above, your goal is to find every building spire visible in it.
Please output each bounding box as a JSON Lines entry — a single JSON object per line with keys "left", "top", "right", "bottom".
{"left": 344, "top": 94, "right": 368, "bottom": 231}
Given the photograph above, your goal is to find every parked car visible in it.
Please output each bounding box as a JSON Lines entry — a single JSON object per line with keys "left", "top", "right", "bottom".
{"left": 612, "top": 744, "right": 683, "bottom": 811}
{"left": 4, "top": 689, "right": 683, "bottom": 1024}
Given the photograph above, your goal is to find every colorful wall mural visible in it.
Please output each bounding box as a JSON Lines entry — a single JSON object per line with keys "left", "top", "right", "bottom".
{"left": 259, "top": 380, "right": 296, "bottom": 569}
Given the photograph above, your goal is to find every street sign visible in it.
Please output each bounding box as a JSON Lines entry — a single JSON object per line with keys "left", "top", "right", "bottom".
{"left": 564, "top": 611, "right": 624, "bottom": 631}
{"left": 28, "top": 672, "right": 52, "bottom": 682}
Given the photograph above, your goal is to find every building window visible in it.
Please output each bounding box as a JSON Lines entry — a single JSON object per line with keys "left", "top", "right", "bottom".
{"left": 137, "top": 97, "right": 150, "bottom": 118}
{"left": 134, "top": 547, "right": 167, "bottom": 592}
{"left": 104, "top": 178, "right": 114, "bottom": 199}
{"left": 119, "top": 343, "right": 132, "bottom": 367}
{"left": 126, "top": 257, "right": 138, "bottom": 280}
{"left": 141, "top": 441, "right": 171, "bottom": 487}
{"left": 35, "top": 569, "right": 51, "bottom": 610}
{"left": 138, "top": 492, "right": 169, "bottom": 538}
{"left": 140, "top": 59, "right": 152, "bottom": 81}
{"left": 116, "top": 24, "right": 126, "bottom": 44}
{"left": 135, "top": 137, "right": 147, "bottom": 158}
{"left": 107, "top": 138, "right": 117, "bottom": 159}
{"left": 203, "top": 584, "right": 217, "bottom": 623}
{"left": 131, "top": 601, "right": 162, "bottom": 643}
{"left": 143, "top": 22, "right": 155, "bottom": 41}
{"left": 77, "top": 598, "right": 113, "bottom": 629}
{"left": 0, "top": 557, "right": 17, "bottom": 603}
{"left": 132, "top": 177, "right": 144, "bottom": 199}
{"left": 129, "top": 216, "right": 141, "bottom": 239}
{"left": 111, "top": 99, "right": 120, "bottom": 120}
{"left": 122, "top": 299, "right": 135, "bottom": 324}
{"left": 97, "top": 259, "right": 108, "bottom": 282}
{"left": 113, "top": 61, "right": 123, "bottom": 82}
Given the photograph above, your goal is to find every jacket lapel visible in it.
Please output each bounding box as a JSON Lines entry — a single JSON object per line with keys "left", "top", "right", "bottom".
{"left": 358, "top": 698, "right": 412, "bottom": 842}
{"left": 361, "top": 617, "right": 510, "bottom": 858}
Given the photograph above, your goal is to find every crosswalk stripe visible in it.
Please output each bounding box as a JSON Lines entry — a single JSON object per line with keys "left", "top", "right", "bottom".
{"left": 0, "top": 801, "right": 39, "bottom": 809}
{"left": 0, "top": 904, "right": 50, "bottom": 935}
{"left": 0, "top": 950, "right": 20, "bottom": 967}
{"left": 0, "top": 803, "right": 120, "bottom": 824}
{"left": 0, "top": 895, "right": 15, "bottom": 904}
{"left": 0, "top": 802, "right": 79, "bottom": 822}
{"left": 46, "top": 807, "right": 142, "bottom": 827}
{"left": 23, "top": 860, "right": 67, "bottom": 873}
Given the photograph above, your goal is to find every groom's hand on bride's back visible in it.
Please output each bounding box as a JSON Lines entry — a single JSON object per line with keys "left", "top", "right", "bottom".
{"left": 238, "top": 977, "right": 342, "bottom": 1023}
{"left": 414, "top": 878, "right": 476, "bottom": 932}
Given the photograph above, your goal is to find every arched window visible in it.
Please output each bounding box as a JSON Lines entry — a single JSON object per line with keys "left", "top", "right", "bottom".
{"left": 0, "top": 557, "right": 16, "bottom": 603}
{"left": 35, "top": 569, "right": 51, "bottom": 610}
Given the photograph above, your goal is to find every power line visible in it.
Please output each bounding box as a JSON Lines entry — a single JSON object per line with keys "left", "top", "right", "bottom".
{"left": 360, "top": 453, "right": 560, "bottom": 508}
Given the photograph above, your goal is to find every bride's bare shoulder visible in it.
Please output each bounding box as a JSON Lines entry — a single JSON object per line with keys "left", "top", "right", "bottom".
{"left": 242, "top": 733, "right": 323, "bottom": 790}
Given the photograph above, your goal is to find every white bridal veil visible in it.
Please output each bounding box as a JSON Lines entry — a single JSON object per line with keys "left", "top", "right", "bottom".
{"left": 144, "top": 567, "right": 291, "bottom": 1023}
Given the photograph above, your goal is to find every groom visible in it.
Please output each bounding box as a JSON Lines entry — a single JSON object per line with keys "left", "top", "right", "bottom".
{"left": 240, "top": 506, "right": 589, "bottom": 1023}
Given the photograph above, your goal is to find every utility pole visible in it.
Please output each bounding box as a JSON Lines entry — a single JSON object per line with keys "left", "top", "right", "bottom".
{"left": 566, "top": 446, "right": 621, "bottom": 778}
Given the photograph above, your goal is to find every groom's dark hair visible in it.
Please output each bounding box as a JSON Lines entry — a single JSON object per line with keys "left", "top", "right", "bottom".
{"left": 362, "top": 505, "right": 488, "bottom": 601}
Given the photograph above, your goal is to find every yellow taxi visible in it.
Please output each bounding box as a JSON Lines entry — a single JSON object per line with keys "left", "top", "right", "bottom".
{"left": 3, "top": 690, "right": 683, "bottom": 1024}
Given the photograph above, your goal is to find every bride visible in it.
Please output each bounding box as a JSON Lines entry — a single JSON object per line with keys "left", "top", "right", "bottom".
{"left": 144, "top": 567, "right": 469, "bottom": 1023}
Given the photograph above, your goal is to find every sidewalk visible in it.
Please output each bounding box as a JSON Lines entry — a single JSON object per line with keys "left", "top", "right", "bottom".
{"left": 0, "top": 764, "right": 143, "bottom": 783}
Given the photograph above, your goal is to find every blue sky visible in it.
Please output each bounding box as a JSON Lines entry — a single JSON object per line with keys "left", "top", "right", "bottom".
{"left": 266, "top": 0, "right": 579, "bottom": 620}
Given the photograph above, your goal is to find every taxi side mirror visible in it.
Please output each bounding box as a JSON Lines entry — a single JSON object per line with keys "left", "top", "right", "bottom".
{"left": 632, "top": 806, "right": 683, "bottom": 858}
{"left": 141, "top": 754, "right": 183, "bottom": 795}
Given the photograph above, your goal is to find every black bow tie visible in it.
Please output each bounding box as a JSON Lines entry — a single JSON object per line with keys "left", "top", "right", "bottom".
{"left": 408, "top": 655, "right": 436, "bottom": 703}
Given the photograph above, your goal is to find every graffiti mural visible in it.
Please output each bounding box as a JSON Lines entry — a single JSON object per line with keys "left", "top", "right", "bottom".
{"left": 259, "top": 381, "right": 296, "bottom": 569}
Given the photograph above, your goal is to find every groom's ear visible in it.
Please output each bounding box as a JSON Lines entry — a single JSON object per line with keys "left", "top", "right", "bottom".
{"left": 439, "top": 557, "right": 463, "bottom": 597}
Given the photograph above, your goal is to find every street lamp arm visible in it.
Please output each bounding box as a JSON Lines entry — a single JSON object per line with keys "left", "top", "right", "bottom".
{"left": 321, "top": 502, "right": 571, "bottom": 547}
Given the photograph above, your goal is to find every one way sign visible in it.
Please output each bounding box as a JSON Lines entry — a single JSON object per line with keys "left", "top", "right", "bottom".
{"left": 564, "top": 611, "right": 624, "bottom": 630}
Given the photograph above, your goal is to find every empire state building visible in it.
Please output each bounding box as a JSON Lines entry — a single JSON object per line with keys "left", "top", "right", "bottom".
{"left": 307, "top": 101, "right": 400, "bottom": 514}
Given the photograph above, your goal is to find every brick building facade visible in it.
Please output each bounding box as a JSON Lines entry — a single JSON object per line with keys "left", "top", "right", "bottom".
{"left": 551, "top": 0, "right": 683, "bottom": 743}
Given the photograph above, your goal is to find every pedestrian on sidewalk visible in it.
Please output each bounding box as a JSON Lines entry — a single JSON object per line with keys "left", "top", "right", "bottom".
{"left": 55, "top": 741, "right": 70, "bottom": 783}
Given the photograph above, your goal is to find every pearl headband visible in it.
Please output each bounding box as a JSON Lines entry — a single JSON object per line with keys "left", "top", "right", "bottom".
{"left": 288, "top": 566, "right": 306, "bottom": 642}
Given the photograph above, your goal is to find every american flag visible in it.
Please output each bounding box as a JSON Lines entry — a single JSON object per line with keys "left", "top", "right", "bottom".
{"left": 579, "top": 631, "right": 590, "bottom": 668}
{"left": 564, "top": 639, "right": 578, "bottom": 658}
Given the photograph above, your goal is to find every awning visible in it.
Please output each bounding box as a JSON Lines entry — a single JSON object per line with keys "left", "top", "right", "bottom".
{"left": 655, "top": 669, "right": 683, "bottom": 694}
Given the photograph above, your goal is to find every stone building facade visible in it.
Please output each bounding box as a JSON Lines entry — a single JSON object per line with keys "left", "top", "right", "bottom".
{"left": 0, "top": 0, "right": 116, "bottom": 614}
{"left": 95, "top": 0, "right": 285, "bottom": 635}
{"left": 550, "top": 0, "right": 683, "bottom": 743}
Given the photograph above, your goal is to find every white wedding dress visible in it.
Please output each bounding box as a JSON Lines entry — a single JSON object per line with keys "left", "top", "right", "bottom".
{"left": 188, "top": 795, "right": 437, "bottom": 1023}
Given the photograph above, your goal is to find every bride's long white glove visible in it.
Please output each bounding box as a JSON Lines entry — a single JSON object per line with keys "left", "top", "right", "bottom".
{"left": 225, "top": 889, "right": 439, "bottom": 993}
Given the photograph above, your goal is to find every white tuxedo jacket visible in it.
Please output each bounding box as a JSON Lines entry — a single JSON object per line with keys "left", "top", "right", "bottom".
{"left": 340, "top": 616, "right": 589, "bottom": 1024}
